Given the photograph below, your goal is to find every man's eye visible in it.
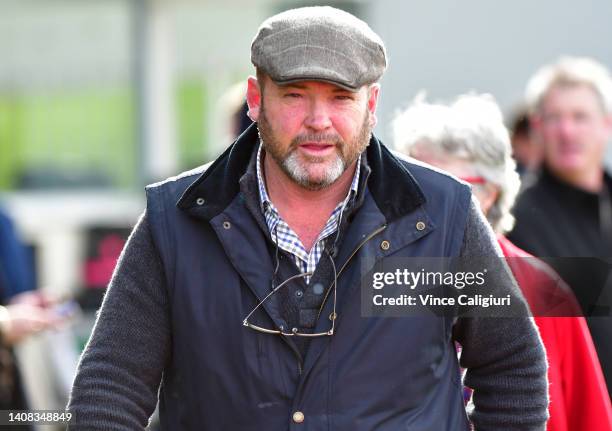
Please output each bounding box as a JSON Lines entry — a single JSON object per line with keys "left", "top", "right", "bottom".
{"left": 284, "top": 93, "right": 302, "bottom": 98}
{"left": 543, "top": 114, "right": 560, "bottom": 124}
{"left": 335, "top": 95, "right": 353, "bottom": 101}
{"left": 573, "top": 112, "right": 588, "bottom": 122}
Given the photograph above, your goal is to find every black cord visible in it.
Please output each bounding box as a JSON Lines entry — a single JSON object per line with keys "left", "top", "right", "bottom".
{"left": 271, "top": 224, "right": 281, "bottom": 290}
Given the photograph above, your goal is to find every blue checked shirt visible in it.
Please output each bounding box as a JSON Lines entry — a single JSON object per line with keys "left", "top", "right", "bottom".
{"left": 256, "top": 144, "right": 360, "bottom": 283}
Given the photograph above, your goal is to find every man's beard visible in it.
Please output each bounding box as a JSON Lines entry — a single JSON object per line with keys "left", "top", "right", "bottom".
{"left": 257, "top": 108, "right": 372, "bottom": 191}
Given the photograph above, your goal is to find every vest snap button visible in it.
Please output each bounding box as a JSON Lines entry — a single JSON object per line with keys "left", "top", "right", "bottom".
{"left": 196, "top": 197, "right": 205, "bottom": 206}
{"left": 292, "top": 411, "right": 305, "bottom": 423}
{"left": 380, "top": 240, "right": 390, "bottom": 250}
{"left": 416, "top": 221, "right": 426, "bottom": 231}
{"left": 223, "top": 221, "right": 231, "bottom": 230}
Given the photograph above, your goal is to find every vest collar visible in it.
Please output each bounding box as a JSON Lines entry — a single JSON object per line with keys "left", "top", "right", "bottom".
{"left": 177, "top": 122, "right": 426, "bottom": 222}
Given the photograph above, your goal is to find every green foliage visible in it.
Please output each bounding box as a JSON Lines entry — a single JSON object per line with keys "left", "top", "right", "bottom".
{"left": 0, "top": 79, "right": 208, "bottom": 190}
{"left": 0, "top": 87, "right": 136, "bottom": 190}
{"left": 176, "top": 79, "right": 207, "bottom": 171}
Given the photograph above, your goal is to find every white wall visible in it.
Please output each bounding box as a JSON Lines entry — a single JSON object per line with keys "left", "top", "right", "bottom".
{"left": 1, "top": 0, "right": 611, "bottom": 162}
{"left": 367, "top": 0, "right": 612, "bottom": 167}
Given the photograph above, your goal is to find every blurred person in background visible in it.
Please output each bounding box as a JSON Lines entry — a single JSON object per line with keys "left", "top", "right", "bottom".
{"left": 0, "top": 208, "right": 36, "bottom": 301}
{"left": 395, "top": 93, "right": 612, "bottom": 430}
{"left": 215, "top": 81, "right": 253, "bottom": 157}
{"left": 0, "top": 206, "right": 62, "bottom": 414}
{"left": 508, "top": 57, "right": 612, "bottom": 395}
{"left": 67, "top": 6, "right": 548, "bottom": 430}
{"left": 508, "top": 106, "right": 543, "bottom": 176}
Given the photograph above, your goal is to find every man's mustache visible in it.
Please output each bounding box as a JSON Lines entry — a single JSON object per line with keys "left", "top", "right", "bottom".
{"left": 291, "top": 134, "right": 343, "bottom": 146}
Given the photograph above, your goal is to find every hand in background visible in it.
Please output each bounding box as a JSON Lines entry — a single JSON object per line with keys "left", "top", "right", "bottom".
{"left": 1, "top": 291, "right": 72, "bottom": 345}
{"left": 8, "top": 290, "right": 59, "bottom": 308}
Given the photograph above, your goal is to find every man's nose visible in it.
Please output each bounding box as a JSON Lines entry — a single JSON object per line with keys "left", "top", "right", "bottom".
{"left": 304, "top": 100, "right": 332, "bottom": 131}
{"left": 557, "top": 117, "right": 578, "bottom": 140}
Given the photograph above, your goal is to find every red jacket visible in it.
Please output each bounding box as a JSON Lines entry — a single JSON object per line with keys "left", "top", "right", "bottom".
{"left": 498, "top": 235, "right": 612, "bottom": 431}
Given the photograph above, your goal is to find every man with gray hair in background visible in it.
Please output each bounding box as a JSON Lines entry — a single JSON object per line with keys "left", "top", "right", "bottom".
{"left": 509, "top": 57, "right": 612, "bottom": 395}
{"left": 68, "top": 6, "right": 547, "bottom": 430}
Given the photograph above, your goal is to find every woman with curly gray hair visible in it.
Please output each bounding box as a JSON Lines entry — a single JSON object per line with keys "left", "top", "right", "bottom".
{"left": 393, "top": 93, "right": 612, "bottom": 431}
{"left": 393, "top": 93, "right": 520, "bottom": 233}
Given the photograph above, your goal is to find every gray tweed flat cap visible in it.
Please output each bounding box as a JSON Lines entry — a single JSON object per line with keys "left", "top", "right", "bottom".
{"left": 251, "top": 6, "right": 387, "bottom": 91}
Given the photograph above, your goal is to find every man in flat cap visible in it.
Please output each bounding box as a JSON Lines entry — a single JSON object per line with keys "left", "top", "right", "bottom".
{"left": 68, "top": 6, "right": 548, "bottom": 430}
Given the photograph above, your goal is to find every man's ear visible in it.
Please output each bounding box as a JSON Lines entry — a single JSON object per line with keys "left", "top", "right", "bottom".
{"left": 478, "top": 183, "right": 501, "bottom": 217}
{"left": 246, "top": 76, "right": 262, "bottom": 122}
{"left": 367, "top": 84, "right": 381, "bottom": 127}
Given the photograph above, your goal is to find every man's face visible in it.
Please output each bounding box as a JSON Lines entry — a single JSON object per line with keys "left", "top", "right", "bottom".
{"left": 246, "top": 75, "right": 379, "bottom": 190}
{"left": 533, "top": 84, "right": 612, "bottom": 178}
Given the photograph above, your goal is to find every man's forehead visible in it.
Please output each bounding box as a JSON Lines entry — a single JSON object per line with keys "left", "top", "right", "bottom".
{"left": 278, "top": 80, "right": 361, "bottom": 93}
{"left": 542, "top": 83, "right": 606, "bottom": 112}
{"left": 260, "top": 74, "right": 368, "bottom": 94}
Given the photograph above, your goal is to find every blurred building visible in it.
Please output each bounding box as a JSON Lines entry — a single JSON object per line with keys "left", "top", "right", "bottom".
{"left": 1, "top": 0, "right": 612, "bottom": 427}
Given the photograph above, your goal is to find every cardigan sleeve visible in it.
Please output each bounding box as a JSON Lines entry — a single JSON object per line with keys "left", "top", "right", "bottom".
{"left": 453, "top": 198, "right": 549, "bottom": 431}
{"left": 67, "top": 212, "right": 169, "bottom": 430}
